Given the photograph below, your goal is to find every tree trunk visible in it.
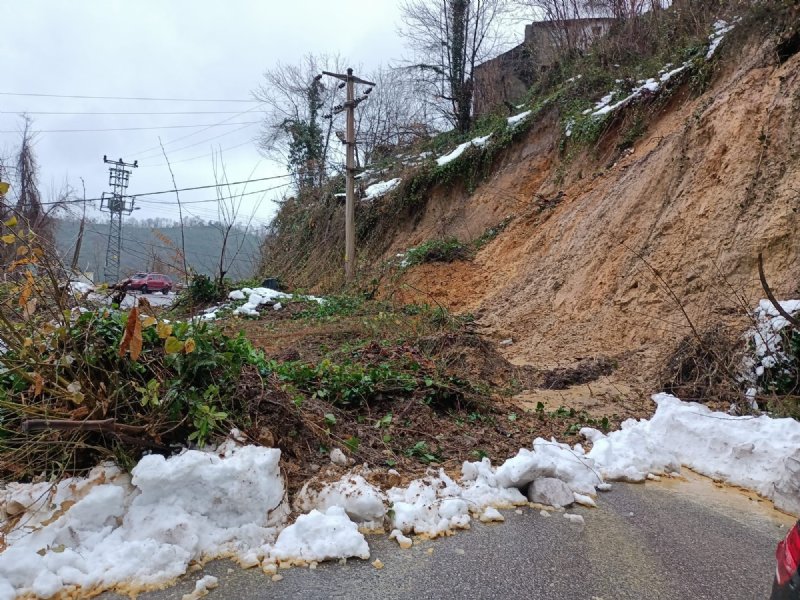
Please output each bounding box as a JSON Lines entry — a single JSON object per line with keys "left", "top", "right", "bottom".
{"left": 450, "top": 0, "right": 473, "bottom": 133}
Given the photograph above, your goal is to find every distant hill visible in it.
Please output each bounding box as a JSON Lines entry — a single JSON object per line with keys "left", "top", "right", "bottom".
{"left": 54, "top": 216, "right": 263, "bottom": 283}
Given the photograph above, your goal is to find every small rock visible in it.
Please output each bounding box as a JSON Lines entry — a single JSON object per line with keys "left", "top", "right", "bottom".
{"left": 271, "top": 574, "right": 284, "bottom": 582}
{"left": 262, "top": 563, "right": 277, "bottom": 575}
{"left": 309, "top": 562, "right": 318, "bottom": 570}
{"left": 309, "top": 463, "right": 320, "bottom": 472}
{"left": 330, "top": 448, "right": 348, "bottom": 467}
{"left": 515, "top": 509, "right": 523, "bottom": 515}
{"left": 564, "top": 513, "right": 585, "bottom": 525}
{"left": 389, "top": 529, "right": 413, "bottom": 549}
{"left": 539, "top": 510, "right": 551, "bottom": 518}
{"left": 480, "top": 507, "right": 505, "bottom": 522}
{"left": 273, "top": 302, "right": 283, "bottom": 311}
{"left": 573, "top": 492, "right": 597, "bottom": 508}
{"left": 454, "top": 548, "right": 465, "bottom": 555}
{"left": 527, "top": 478, "right": 575, "bottom": 508}
{"left": 500, "top": 338, "right": 514, "bottom": 346}
{"left": 372, "top": 559, "right": 384, "bottom": 569}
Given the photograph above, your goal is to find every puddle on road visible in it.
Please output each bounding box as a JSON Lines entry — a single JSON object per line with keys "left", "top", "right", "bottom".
{"left": 649, "top": 469, "right": 797, "bottom": 527}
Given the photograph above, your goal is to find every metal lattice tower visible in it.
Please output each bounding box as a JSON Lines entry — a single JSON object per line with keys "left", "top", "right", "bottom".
{"left": 100, "top": 156, "right": 137, "bottom": 282}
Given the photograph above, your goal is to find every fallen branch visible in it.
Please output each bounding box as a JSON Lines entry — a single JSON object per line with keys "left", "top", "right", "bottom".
{"left": 758, "top": 252, "right": 800, "bottom": 329}
{"left": 21, "top": 418, "right": 147, "bottom": 436}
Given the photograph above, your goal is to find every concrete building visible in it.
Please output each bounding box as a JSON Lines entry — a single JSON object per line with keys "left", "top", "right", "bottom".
{"left": 473, "top": 16, "right": 615, "bottom": 116}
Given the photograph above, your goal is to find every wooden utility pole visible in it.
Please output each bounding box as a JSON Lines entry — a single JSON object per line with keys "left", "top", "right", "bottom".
{"left": 321, "top": 68, "right": 375, "bottom": 282}
{"left": 70, "top": 177, "right": 87, "bottom": 274}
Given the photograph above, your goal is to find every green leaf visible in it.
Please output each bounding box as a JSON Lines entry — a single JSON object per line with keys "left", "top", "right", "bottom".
{"left": 324, "top": 413, "right": 337, "bottom": 426}
{"left": 344, "top": 436, "right": 360, "bottom": 453}
{"left": 164, "top": 336, "right": 183, "bottom": 354}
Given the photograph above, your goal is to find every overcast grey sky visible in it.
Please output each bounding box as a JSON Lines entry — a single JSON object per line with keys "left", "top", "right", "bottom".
{"left": 0, "top": 1, "right": 409, "bottom": 228}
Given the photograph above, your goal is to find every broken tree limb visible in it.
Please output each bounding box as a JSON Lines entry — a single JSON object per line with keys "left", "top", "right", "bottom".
{"left": 758, "top": 252, "right": 800, "bottom": 329}
{"left": 21, "top": 418, "right": 147, "bottom": 435}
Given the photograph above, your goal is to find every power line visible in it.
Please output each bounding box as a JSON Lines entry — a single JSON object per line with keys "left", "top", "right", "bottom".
{"left": 135, "top": 125, "right": 258, "bottom": 165}
{"left": 136, "top": 139, "right": 257, "bottom": 168}
{"left": 41, "top": 178, "right": 292, "bottom": 206}
{"left": 134, "top": 183, "right": 291, "bottom": 205}
{"left": 0, "top": 91, "right": 259, "bottom": 102}
{"left": 0, "top": 110, "right": 254, "bottom": 116}
{"left": 132, "top": 105, "right": 264, "bottom": 157}
{"left": 0, "top": 121, "right": 260, "bottom": 134}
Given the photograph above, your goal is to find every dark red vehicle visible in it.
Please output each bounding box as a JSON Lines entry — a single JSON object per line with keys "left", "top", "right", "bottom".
{"left": 772, "top": 520, "right": 800, "bottom": 599}
{"left": 122, "top": 272, "right": 173, "bottom": 294}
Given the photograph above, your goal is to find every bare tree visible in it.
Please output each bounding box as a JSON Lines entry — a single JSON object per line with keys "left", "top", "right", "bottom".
{"left": 354, "top": 67, "right": 435, "bottom": 167}
{"left": 210, "top": 149, "right": 264, "bottom": 286}
{"left": 399, "top": 0, "right": 512, "bottom": 133}
{"left": 159, "top": 138, "right": 189, "bottom": 284}
{"left": 254, "top": 54, "right": 347, "bottom": 192}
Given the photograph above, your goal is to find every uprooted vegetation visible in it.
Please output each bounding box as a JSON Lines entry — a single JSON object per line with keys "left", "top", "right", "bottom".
{"left": 0, "top": 222, "right": 644, "bottom": 487}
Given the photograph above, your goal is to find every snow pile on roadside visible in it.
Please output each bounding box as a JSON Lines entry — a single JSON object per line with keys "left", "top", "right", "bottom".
{"left": 582, "top": 393, "right": 800, "bottom": 515}
{"left": 269, "top": 506, "right": 369, "bottom": 565}
{"left": 493, "top": 438, "right": 603, "bottom": 495}
{"left": 298, "top": 446, "right": 603, "bottom": 539}
{"left": 0, "top": 446, "right": 287, "bottom": 599}
{"left": 295, "top": 474, "right": 386, "bottom": 529}
{"left": 364, "top": 178, "right": 401, "bottom": 200}
{"left": 436, "top": 133, "right": 492, "bottom": 166}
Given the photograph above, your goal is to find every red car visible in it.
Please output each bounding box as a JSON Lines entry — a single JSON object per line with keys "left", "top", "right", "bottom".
{"left": 773, "top": 520, "right": 800, "bottom": 599}
{"left": 122, "top": 272, "right": 173, "bottom": 294}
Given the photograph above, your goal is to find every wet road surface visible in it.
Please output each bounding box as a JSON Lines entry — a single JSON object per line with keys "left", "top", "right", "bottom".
{"left": 113, "top": 474, "right": 793, "bottom": 600}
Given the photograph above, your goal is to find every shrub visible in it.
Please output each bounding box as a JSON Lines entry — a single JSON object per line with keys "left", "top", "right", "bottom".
{"left": 403, "top": 238, "right": 471, "bottom": 267}
{"left": 185, "top": 273, "right": 228, "bottom": 304}
{"left": 0, "top": 305, "right": 267, "bottom": 479}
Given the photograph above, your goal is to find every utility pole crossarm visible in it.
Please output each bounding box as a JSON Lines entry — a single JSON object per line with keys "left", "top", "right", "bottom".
{"left": 321, "top": 70, "right": 377, "bottom": 87}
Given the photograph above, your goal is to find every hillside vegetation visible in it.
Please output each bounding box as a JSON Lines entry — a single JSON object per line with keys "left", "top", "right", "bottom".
{"left": 54, "top": 217, "right": 262, "bottom": 281}
{"left": 257, "top": 0, "right": 800, "bottom": 412}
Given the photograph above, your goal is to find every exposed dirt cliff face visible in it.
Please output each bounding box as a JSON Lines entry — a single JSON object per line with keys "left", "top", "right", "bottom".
{"left": 386, "top": 38, "right": 800, "bottom": 387}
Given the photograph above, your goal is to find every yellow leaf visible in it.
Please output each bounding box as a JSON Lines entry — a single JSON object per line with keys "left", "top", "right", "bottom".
{"left": 184, "top": 338, "right": 196, "bottom": 354}
{"left": 23, "top": 337, "right": 32, "bottom": 348}
{"left": 0, "top": 182, "right": 10, "bottom": 196}
{"left": 142, "top": 316, "right": 157, "bottom": 329}
{"left": 1, "top": 234, "right": 15, "bottom": 245}
{"left": 119, "top": 307, "right": 143, "bottom": 361}
{"left": 71, "top": 391, "right": 85, "bottom": 405}
{"left": 16, "top": 245, "right": 28, "bottom": 257}
{"left": 3, "top": 215, "right": 16, "bottom": 227}
{"left": 164, "top": 336, "right": 183, "bottom": 355}
{"left": 156, "top": 321, "right": 173, "bottom": 339}
{"left": 19, "top": 275, "right": 33, "bottom": 309}
{"left": 33, "top": 373, "right": 44, "bottom": 396}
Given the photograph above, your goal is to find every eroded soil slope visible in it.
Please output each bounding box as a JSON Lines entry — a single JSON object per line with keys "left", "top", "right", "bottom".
{"left": 388, "top": 39, "right": 800, "bottom": 386}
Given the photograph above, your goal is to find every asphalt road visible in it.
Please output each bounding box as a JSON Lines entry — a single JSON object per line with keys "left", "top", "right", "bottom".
{"left": 115, "top": 475, "right": 793, "bottom": 600}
